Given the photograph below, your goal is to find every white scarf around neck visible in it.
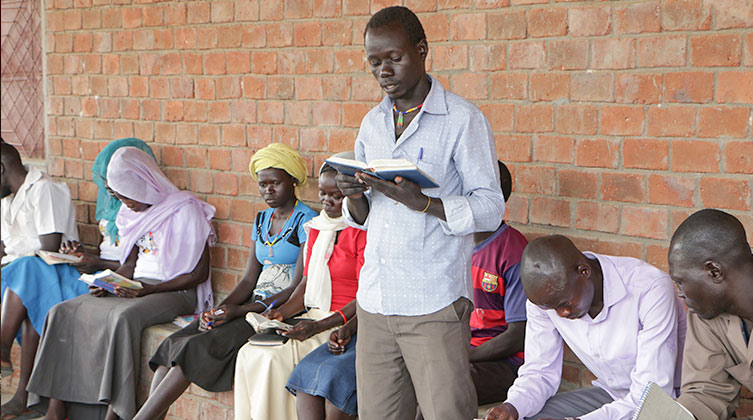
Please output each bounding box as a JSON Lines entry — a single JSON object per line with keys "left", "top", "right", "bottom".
{"left": 303, "top": 210, "right": 347, "bottom": 311}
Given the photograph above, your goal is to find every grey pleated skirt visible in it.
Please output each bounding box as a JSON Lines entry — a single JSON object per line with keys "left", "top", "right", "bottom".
{"left": 27, "top": 283, "right": 196, "bottom": 420}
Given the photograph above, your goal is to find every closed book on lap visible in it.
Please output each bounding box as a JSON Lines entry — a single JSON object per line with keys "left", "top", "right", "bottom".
{"left": 37, "top": 250, "right": 83, "bottom": 265}
{"left": 324, "top": 157, "right": 439, "bottom": 189}
{"left": 245, "top": 316, "right": 304, "bottom": 346}
{"left": 79, "top": 269, "right": 143, "bottom": 294}
{"left": 247, "top": 331, "right": 290, "bottom": 346}
{"left": 631, "top": 382, "right": 694, "bottom": 420}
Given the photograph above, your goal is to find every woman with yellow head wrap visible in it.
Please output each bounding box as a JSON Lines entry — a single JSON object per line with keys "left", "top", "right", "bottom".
{"left": 135, "top": 143, "right": 317, "bottom": 420}
{"left": 248, "top": 142, "right": 309, "bottom": 187}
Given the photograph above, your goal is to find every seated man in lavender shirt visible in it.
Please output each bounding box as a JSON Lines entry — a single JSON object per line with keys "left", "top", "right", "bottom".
{"left": 484, "top": 235, "right": 686, "bottom": 420}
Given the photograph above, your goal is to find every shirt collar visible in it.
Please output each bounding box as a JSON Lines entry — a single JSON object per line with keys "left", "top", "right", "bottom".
{"left": 583, "top": 252, "right": 627, "bottom": 321}
{"left": 378, "top": 74, "right": 448, "bottom": 116}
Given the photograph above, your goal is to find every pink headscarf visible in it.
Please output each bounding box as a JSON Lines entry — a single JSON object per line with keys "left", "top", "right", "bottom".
{"left": 107, "top": 147, "right": 216, "bottom": 313}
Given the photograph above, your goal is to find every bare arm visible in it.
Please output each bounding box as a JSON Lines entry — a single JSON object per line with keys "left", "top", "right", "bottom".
{"left": 38, "top": 233, "right": 63, "bottom": 253}
{"left": 469, "top": 321, "right": 526, "bottom": 363}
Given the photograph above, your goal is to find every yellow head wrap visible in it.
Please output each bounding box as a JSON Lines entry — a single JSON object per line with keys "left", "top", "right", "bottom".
{"left": 248, "top": 143, "right": 308, "bottom": 187}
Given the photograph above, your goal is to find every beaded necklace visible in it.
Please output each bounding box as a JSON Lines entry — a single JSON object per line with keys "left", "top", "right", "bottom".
{"left": 264, "top": 200, "right": 298, "bottom": 257}
{"left": 393, "top": 103, "right": 423, "bottom": 128}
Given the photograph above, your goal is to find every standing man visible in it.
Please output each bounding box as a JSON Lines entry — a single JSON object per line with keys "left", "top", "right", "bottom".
{"left": 335, "top": 6, "right": 505, "bottom": 420}
{"left": 669, "top": 209, "right": 753, "bottom": 420}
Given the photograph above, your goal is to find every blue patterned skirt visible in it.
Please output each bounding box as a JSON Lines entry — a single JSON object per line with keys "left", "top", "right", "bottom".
{"left": 0, "top": 256, "right": 90, "bottom": 343}
{"left": 286, "top": 334, "right": 358, "bottom": 416}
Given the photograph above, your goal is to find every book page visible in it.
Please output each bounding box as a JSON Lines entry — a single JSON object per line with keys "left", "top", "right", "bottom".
{"left": 37, "top": 250, "right": 83, "bottom": 265}
{"left": 245, "top": 312, "right": 294, "bottom": 333}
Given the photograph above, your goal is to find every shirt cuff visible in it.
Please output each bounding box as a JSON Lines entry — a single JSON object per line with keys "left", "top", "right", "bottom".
{"left": 342, "top": 195, "right": 369, "bottom": 230}
{"left": 504, "top": 394, "right": 535, "bottom": 420}
{"left": 438, "top": 195, "right": 474, "bottom": 236}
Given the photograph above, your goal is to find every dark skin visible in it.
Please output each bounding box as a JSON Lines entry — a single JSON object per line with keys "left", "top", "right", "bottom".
{"left": 296, "top": 316, "right": 359, "bottom": 420}
{"left": 0, "top": 155, "right": 78, "bottom": 417}
{"left": 133, "top": 168, "right": 303, "bottom": 420}
{"left": 44, "top": 191, "right": 211, "bottom": 420}
{"left": 484, "top": 237, "right": 604, "bottom": 420}
{"left": 336, "top": 23, "right": 444, "bottom": 225}
{"left": 265, "top": 172, "right": 356, "bottom": 341}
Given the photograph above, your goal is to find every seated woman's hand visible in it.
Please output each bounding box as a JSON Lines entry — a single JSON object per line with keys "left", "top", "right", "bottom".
{"left": 264, "top": 308, "right": 284, "bottom": 321}
{"left": 72, "top": 253, "right": 104, "bottom": 274}
{"left": 114, "top": 282, "right": 154, "bottom": 299}
{"left": 202, "top": 304, "right": 241, "bottom": 329}
{"left": 281, "top": 320, "right": 320, "bottom": 341}
{"left": 59, "top": 240, "right": 83, "bottom": 254}
{"left": 327, "top": 326, "right": 352, "bottom": 355}
{"left": 89, "top": 285, "right": 108, "bottom": 298}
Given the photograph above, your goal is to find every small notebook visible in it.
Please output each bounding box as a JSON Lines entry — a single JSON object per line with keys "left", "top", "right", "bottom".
{"left": 172, "top": 314, "right": 199, "bottom": 329}
{"left": 79, "top": 269, "right": 143, "bottom": 294}
{"left": 631, "top": 382, "right": 694, "bottom": 420}
{"left": 324, "top": 157, "right": 439, "bottom": 189}
{"left": 37, "top": 250, "right": 83, "bottom": 265}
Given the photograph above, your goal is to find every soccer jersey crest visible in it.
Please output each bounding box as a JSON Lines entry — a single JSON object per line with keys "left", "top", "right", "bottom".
{"left": 481, "top": 272, "right": 499, "bottom": 292}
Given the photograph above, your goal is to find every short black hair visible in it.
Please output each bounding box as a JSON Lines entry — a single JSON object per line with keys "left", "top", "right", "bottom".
{"left": 364, "top": 6, "right": 426, "bottom": 45}
{"left": 498, "top": 161, "right": 512, "bottom": 202}
{"left": 1, "top": 141, "right": 23, "bottom": 168}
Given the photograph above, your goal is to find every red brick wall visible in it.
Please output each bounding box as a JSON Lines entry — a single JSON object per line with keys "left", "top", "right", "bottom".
{"left": 42, "top": 0, "right": 752, "bottom": 416}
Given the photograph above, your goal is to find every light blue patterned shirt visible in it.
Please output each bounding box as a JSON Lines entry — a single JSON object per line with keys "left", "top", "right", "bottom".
{"left": 343, "top": 76, "right": 505, "bottom": 316}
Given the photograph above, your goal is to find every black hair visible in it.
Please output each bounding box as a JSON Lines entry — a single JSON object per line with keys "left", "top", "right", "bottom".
{"left": 498, "top": 161, "right": 512, "bottom": 202}
{"left": 364, "top": 6, "right": 426, "bottom": 45}
{"left": 670, "top": 209, "right": 751, "bottom": 267}
{"left": 0, "top": 141, "right": 23, "bottom": 167}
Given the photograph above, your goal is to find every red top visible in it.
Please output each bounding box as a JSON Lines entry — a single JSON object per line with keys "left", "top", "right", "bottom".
{"left": 303, "top": 226, "right": 367, "bottom": 311}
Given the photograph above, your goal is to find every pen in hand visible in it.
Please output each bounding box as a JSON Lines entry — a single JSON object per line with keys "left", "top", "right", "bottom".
{"left": 261, "top": 299, "right": 278, "bottom": 316}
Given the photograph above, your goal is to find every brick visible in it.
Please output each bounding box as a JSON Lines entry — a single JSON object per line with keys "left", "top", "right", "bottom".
{"left": 165, "top": 101, "right": 184, "bottom": 122}
{"left": 272, "top": 126, "right": 300, "bottom": 149}
{"left": 528, "top": 7, "right": 567, "bottom": 38}
{"left": 698, "top": 107, "right": 750, "bottom": 138}
{"left": 530, "top": 197, "right": 570, "bottom": 228}
{"left": 141, "top": 100, "right": 161, "bottom": 121}
{"left": 598, "top": 240, "right": 643, "bottom": 260}
{"left": 268, "top": 76, "right": 294, "bottom": 99}
{"left": 252, "top": 51, "right": 277, "bottom": 74}
{"left": 725, "top": 141, "right": 753, "bottom": 174}
{"left": 211, "top": 1, "right": 234, "bottom": 22}
{"left": 645, "top": 244, "right": 670, "bottom": 271}
{"left": 184, "top": 102, "right": 207, "bottom": 122}
{"left": 242, "top": 76, "right": 265, "bottom": 99}
{"left": 149, "top": 78, "right": 169, "bottom": 98}
{"left": 133, "top": 30, "right": 155, "bottom": 50}
{"left": 102, "top": 8, "right": 121, "bottom": 28}
{"left": 569, "top": 6, "right": 611, "bottom": 36}
{"left": 516, "top": 104, "right": 553, "bottom": 133}
{"left": 515, "top": 166, "right": 555, "bottom": 194}
{"left": 576, "top": 202, "right": 619, "bottom": 233}
{"left": 204, "top": 53, "right": 227, "bottom": 75}
{"left": 575, "top": 138, "right": 619, "bottom": 168}
{"left": 267, "top": 23, "right": 293, "bottom": 48}
{"left": 451, "top": 13, "right": 486, "bottom": 41}
{"left": 602, "top": 173, "right": 645, "bottom": 203}
{"left": 616, "top": 73, "right": 661, "bottom": 104}
{"left": 314, "top": 0, "right": 343, "bottom": 17}
{"left": 277, "top": 50, "right": 305, "bottom": 75}
{"left": 73, "top": 33, "right": 92, "bottom": 52}
{"left": 334, "top": 49, "right": 363, "bottom": 73}
{"left": 208, "top": 102, "right": 231, "bottom": 123}
{"left": 488, "top": 10, "right": 526, "bottom": 40}
{"left": 745, "top": 33, "right": 753, "bottom": 66}
{"left": 122, "top": 7, "right": 142, "bottom": 28}
{"left": 322, "top": 21, "right": 352, "bottom": 46}
{"left": 165, "top": 3, "right": 186, "bottom": 25}
{"left": 700, "top": 178, "right": 751, "bottom": 211}
{"left": 160, "top": 52, "right": 181, "bottom": 75}
{"left": 300, "top": 127, "right": 328, "bottom": 152}
{"left": 155, "top": 123, "right": 176, "bottom": 144}
{"left": 531, "top": 135, "right": 573, "bottom": 164}
{"left": 690, "top": 34, "right": 742, "bottom": 68}
{"left": 196, "top": 28, "right": 218, "bottom": 50}
{"left": 601, "top": 106, "right": 644, "bottom": 136}
{"left": 558, "top": 169, "right": 598, "bottom": 199}
{"left": 556, "top": 105, "right": 598, "bottom": 135}
{"left": 63, "top": 10, "right": 82, "bottom": 30}
{"left": 93, "top": 33, "right": 112, "bottom": 53}
{"left": 591, "top": 38, "right": 635, "bottom": 69}
{"left": 312, "top": 101, "right": 341, "bottom": 126}
{"left": 495, "top": 135, "right": 532, "bottom": 162}
{"left": 479, "top": 103, "right": 514, "bottom": 132}
{"left": 709, "top": 0, "right": 753, "bottom": 30}
{"left": 530, "top": 73, "right": 569, "bottom": 102}
{"left": 451, "top": 73, "right": 488, "bottom": 100}
{"left": 717, "top": 71, "right": 753, "bottom": 104}
{"left": 143, "top": 6, "right": 164, "bottom": 27}
{"left": 218, "top": 27, "right": 242, "bottom": 49}
{"left": 221, "top": 125, "right": 247, "bottom": 148}
{"left": 295, "top": 77, "right": 323, "bottom": 101}
{"left": 113, "top": 31, "right": 132, "bottom": 52}
{"left": 169, "top": 77, "right": 194, "bottom": 98}
{"left": 470, "top": 44, "right": 506, "bottom": 72}
{"left": 294, "top": 21, "right": 322, "bottom": 47}
{"left": 646, "top": 106, "right": 696, "bottom": 137}
{"left": 621, "top": 206, "right": 668, "bottom": 240}
{"left": 422, "top": 14, "right": 449, "bottom": 42}
{"left": 548, "top": 39, "right": 588, "bottom": 70}
{"left": 623, "top": 138, "right": 669, "bottom": 170}
{"left": 663, "top": 0, "right": 711, "bottom": 30}
{"left": 672, "top": 140, "right": 720, "bottom": 172}
{"left": 328, "top": 128, "right": 356, "bottom": 153}
{"left": 184, "top": 148, "right": 206, "bottom": 169}
{"left": 637, "top": 36, "right": 687, "bottom": 67}
{"left": 648, "top": 174, "right": 695, "bottom": 207}
{"left": 509, "top": 41, "right": 546, "bottom": 69}
{"left": 259, "top": 101, "right": 284, "bottom": 124}
{"left": 571, "top": 73, "right": 613, "bottom": 102}
{"left": 285, "top": 101, "right": 313, "bottom": 126}
{"left": 490, "top": 73, "right": 527, "bottom": 100}
{"left": 664, "top": 72, "right": 714, "bottom": 103}
{"left": 187, "top": 2, "right": 210, "bottom": 24}
{"left": 343, "top": 103, "right": 371, "bottom": 128}
{"left": 217, "top": 77, "right": 241, "bottom": 99}
{"left": 431, "top": 45, "right": 468, "bottom": 70}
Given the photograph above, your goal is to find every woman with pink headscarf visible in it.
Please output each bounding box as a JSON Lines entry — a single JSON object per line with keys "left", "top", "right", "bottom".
{"left": 26, "top": 147, "right": 215, "bottom": 420}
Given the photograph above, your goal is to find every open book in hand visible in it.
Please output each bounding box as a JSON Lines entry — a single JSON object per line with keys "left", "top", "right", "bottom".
{"left": 79, "top": 269, "right": 143, "bottom": 294}
{"left": 324, "top": 157, "right": 439, "bottom": 189}
{"left": 37, "top": 250, "right": 83, "bottom": 265}
{"left": 245, "top": 312, "right": 295, "bottom": 334}
{"left": 631, "top": 382, "right": 694, "bottom": 420}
